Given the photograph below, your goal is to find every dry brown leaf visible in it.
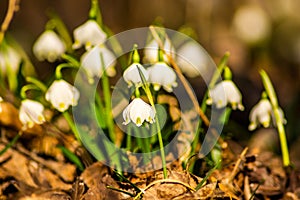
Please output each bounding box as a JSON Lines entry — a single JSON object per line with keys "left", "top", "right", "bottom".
{"left": 80, "top": 162, "right": 109, "bottom": 188}
{"left": 0, "top": 145, "right": 37, "bottom": 188}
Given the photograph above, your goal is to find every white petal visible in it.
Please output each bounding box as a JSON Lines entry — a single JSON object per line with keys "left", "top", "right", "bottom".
{"left": 222, "top": 81, "right": 243, "bottom": 110}
{"left": 208, "top": 83, "right": 227, "bottom": 109}
{"left": 81, "top": 45, "right": 117, "bottom": 79}
{"left": 123, "top": 63, "right": 149, "bottom": 87}
{"left": 19, "top": 99, "right": 45, "bottom": 128}
{"left": 33, "top": 30, "right": 66, "bottom": 62}
{"left": 45, "top": 80, "right": 80, "bottom": 112}
{"left": 249, "top": 99, "right": 272, "bottom": 130}
{"left": 73, "top": 20, "right": 107, "bottom": 50}
{"left": 122, "top": 98, "right": 155, "bottom": 127}
{"left": 207, "top": 80, "right": 243, "bottom": 110}
{"left": 143, "top": 38, "right": 175, "bottom": 64}
{"left": 148, "top": 62, "right": 177, "bottom": 92}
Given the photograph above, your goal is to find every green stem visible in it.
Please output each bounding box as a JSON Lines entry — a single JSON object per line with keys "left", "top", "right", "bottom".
{"left": 189, "top": 52, "right": 230, "bottom": 171}
{"left": 89, "top": 0, "right": 103, "bottom": 26}
{"left": 126, "top": 125, "right": 132, "bottom": 150}
{"left": 46, "top": 12, "right": 73, "bottom": 53}
{"left": 20, "top": 84, "right": 39, "bottom": 99}
{"left": 6, "top": 60, "right": 17, "bottom": 92}
{"left": 136, "top": 62, "right": 167, "bottom": 178}
{"left": 100, "top": 53, "right": 115, "bottom": 143}
{"left": 61, "top": 53, "right": 80, "bottom": 67}
{"left": 0, "top": 131, "right": 21, "bottom": 156}
{"left": 155, "top": 113, "right": 167, "bottom": 178}
{"left": 102, "top": 26, "right": 127, "bottom": 70}
{"left": 260, "top": 69, "right": 290, "bottom": 167}
{"left": 55, "top": 63, "right": 79, "bottom": 80}
{"left": 25, "top": 77, "right": 48, "bottom": 92}
{"left": 94, "top": 93, "right": 107, "bottom": 129}
{"left": 62, "top": 111, "right": 82, "bottom": 144}
{"left": 145, "top": 88, "right": 167, "bottom": 178}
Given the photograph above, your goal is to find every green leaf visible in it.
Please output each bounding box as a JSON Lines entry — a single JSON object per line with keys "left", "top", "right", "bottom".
{"left": 57, "top": 145, "right": 84, "bottom": 171}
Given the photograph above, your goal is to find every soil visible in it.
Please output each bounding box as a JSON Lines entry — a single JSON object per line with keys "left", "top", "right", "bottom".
{"left": 0, "top": 101, "right": 299, "bottom": 200}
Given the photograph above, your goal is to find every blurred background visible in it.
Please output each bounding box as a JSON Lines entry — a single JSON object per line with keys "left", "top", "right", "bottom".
{"left": 1, "top": 0, "right": 300, "bottom": 153}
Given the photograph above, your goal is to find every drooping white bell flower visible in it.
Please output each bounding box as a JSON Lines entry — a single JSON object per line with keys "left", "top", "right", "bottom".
{"left": 19, "top": 99, "right": 46, "bottom": 129}
{"left": 72, "top": 20, "right": 107, "bottom": 50}
{"left": 147, "top": 62, "right": 177, "bottom": 92}
{"left": 0, "top": 46, "right": 22, "bottom": 75}
{"left": 123, "top": 63, "right": 149, "bottom": 87}
{"left": 206, "top": 80, "right": 244, "bottom": 110}
{"left": 45, "top": 80, "right": 80, "bottom": 112}
{"left": 80, "top": 45, "right": 116, "bottom": 80}
{"left": 122, "top": 98, "right": 155, "bottom": 127}
{"left": 33, "top": 30, "right": 66, "bottom": 62}
{"left": 176, "top": 41, "right": 210, "bottom": 78}
{"left": 248, "top": 99, "right": 286, "bottom": 131}
{"left": 143, "top": 38, "right": 175, "bottom": 64}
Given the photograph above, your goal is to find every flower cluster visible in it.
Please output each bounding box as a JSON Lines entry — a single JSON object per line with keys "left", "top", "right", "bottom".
{"left": 122, "top": 47, "right": 178, "bottom": 126}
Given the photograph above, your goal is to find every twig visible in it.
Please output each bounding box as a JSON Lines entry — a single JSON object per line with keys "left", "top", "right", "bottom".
{"left": 134, "top": 179, "right": 196, "bottom": 199}
{"left": 228, "top": 147, "right": 248, "bottom": 183}
{"left": 244, "top": 175, "right": 251, "bottom": 200}
{"left": 0, "top": 0, "right": 20, "bottom": 43}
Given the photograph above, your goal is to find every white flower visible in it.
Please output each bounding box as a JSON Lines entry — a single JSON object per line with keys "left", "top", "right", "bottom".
{"left": 72, "top": 20, "right": 107, "bottom": 50}
{"left": 80, "top": 45, "right": 116, "bottom": 80}
{"left": 122, "top": 98, "right": 155, "bottom": 127}
{"left": 19, "top": 99, "right": 46, "bottom": 129}
{"left": 249, "top": 99, "right": 287, "bottom": 131}
{"left": 45, "top": 80, "right": 80, "bottom": 112}
{"left": 33, "top": 30, "right": 66, "bottom": 62}
{"left": 0, "top": 46, "right": 22, "bottom": 75}
{"left": 147, "top": 62, "right": 177, "bottom": 92}
{"left": 206, "top": 80, "right": 244, "bottom": 110}
{"left": 143, "top": 38, "right": 175, "bottom": 64}
{"left": 123, "top": 63, "right": 149, "bottom": 87}
{"left": 176, "top": 41, "right": 210, "bottom": 78}
{"left": 232, "top": 5, "right": 271, "bottom": 45}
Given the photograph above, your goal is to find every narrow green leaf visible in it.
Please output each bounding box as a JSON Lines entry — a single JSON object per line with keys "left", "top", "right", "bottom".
{"left": 58, "top": 145, "right": 84, "bottom": 171}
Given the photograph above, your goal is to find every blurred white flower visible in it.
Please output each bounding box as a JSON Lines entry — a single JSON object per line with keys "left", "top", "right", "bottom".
{"left": 45, "top": 80, "right": 80, "bottom": 112}
{"left": 123, "top": 98, "right": 155, "bottom": 127}
{"left": 72, "top": 20, "right": 107, "bottom": 50}
{"left": 176, "top": 41, "right": 210, "bottom": 78}
{"left": 0, "top": 46, "right": 21, "bottom": 75}
{"left": 249, "top": 99, "right": 286, "bottom": 131}
{"left": 123, "top": 63, "right": 149, "bottom": 87}
{"left": 147, "top": 62, "right": 177, "bottom": 92}
{"left": 232, "top": 5, "right": 271, "bottom": 45}
{"left": 206, "top": 80, "right": 244, "bottom": 110}
{"left": 33, "top": 30, "right": 66, "bottom": 62}
{"left": 80, "top": 45, "right": 116, "bottom": 80}
{"left": 143, "top": 38, "right": 175, "bottom": 64}
{"left": 19, "top": 99, "right": 46, "bottom": 129}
